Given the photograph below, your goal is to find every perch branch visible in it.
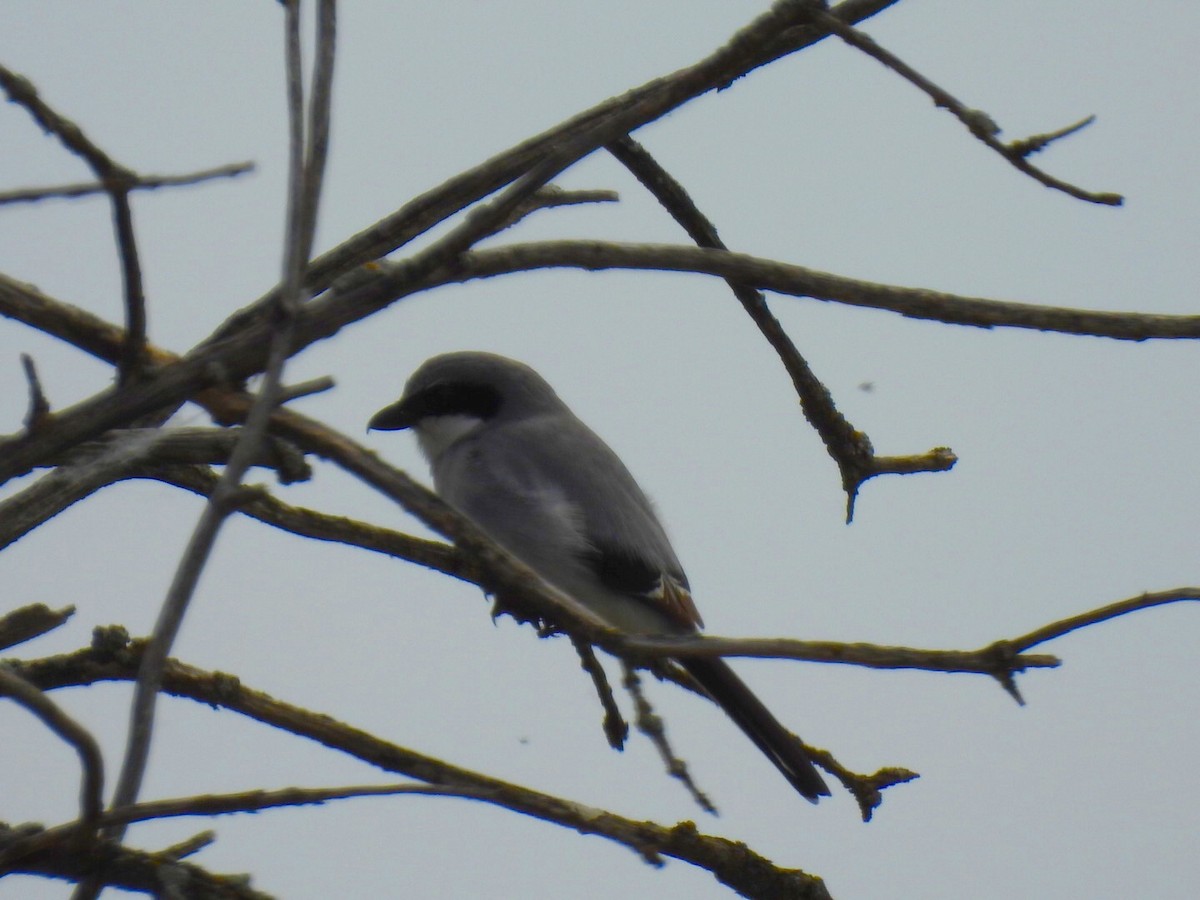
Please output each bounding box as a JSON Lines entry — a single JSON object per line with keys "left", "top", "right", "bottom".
{"left": 9, "top": 640, "right": 832, "bottom": 899}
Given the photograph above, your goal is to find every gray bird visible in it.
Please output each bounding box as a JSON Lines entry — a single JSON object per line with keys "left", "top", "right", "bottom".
{"left": 368, "top": 351, "right": 829, "bottom": 802}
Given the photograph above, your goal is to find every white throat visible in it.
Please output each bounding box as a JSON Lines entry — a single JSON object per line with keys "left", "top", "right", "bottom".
{"left": 415, "top": 414, "right": 486, "bottom": 461}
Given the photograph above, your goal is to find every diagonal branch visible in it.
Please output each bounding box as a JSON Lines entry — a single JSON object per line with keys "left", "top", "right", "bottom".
{"left": 205, "top": 0, "right": 896, "bottom": 346}
{"left": 361, "top": 4, "right": 838, "bottom": 309}
{"left": 2, "top": 784, "right": 457, "bottom": 872}
{"left": 1010, "top": 588, "right": 1199, "bottom": 651}
{"left": 607, "top": 136, "right": 926, "bottom": 520}
{"left": 0, "top": 424, "right": 467, "bottom": 585}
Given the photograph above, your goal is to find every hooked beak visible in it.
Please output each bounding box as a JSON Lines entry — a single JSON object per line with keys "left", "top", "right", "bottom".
{"left": 367, "top": 396, "right": 417, "bottom": 432}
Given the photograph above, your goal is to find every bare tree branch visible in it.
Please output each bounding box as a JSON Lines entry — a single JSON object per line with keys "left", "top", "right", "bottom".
{"left": 444, "top": 242, "right": 1200, "bottom": 339}
{"left": 812, "top": 11, "right": 1122, "bottom": 205}
{"left": 620, "top": 632, "right": 1059, "bottom": 676}
{"left": 1007, "top": 115, "right": 1097, "bottom": 159}
{"left": 2, "top": 784, "right": 454, "bottom": 873}
{"left": 0, "top": 427, "right": 310, "bottom": 551}
{"left": 0, "top": 822, "right": 271, "bottom": 899}
{"left": 5, "top": 226, "right": 1197, "bottom": 500}
{"left": 9, "top": 641, "right": 833, "bottom": 899}
{"left": 478, "top": 185, "right": 620, "bottom": 241}
{"left": 607, "top": 135, "right": 920, "bottom": 521}
{"left": 0, "top": 274, "right": 144, "bottom": 362}
{"left": 156, "top": 831, "right": 216, "bottom": 862}
{"left": 0, "top": 63, "right": 148, "bottom": 384}
{"left": 204, "top": 0, "right": 892, "bottom": 346}
{"left": 146, "top": 466, "right": 468, "bottom": 580}
{"left": 0, "top": 666, "right": 104, "bottom": 830}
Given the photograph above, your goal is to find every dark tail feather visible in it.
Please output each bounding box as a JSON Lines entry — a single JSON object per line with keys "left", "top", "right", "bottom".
{"left": 680, "top": 657, "right": 829, "bottom": 803}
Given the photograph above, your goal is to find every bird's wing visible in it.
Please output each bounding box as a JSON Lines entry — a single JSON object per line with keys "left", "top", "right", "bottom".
{"left": 436, "top": 412, "right": 701, "bottom": 632}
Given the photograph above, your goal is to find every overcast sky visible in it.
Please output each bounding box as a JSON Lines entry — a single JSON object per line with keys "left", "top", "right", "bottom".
{"left": 1, "top": 2, "right": 1197, "bottom": 898}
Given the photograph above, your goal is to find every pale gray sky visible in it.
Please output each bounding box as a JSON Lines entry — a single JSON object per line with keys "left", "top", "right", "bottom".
{"left": 2, "top": 2, "right": 1197, "bottom": 898}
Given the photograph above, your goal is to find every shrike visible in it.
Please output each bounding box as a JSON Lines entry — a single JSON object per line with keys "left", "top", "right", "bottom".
{"left": 369, "top": 351, "right": 829, "bottom": 802}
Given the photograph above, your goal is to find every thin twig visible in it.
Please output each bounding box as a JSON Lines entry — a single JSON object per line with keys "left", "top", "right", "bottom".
{"left": 1008, "top": 116, "right": 1096, "bottom": 158}
{"left": 276, "top": 375, "right": 336, "bottom": 404}
{"left": 478, "top": 185, "right": 620, "bottom": 240}
{"left": 20, "top": 354, "right": 51, "bottom": 429}
{"left": 0, "top": 162, "right": 255, "bottom": 206}
{"left": 155, "top": 831, "right": 216, "bottom": 861}
{"left": 1010, "top": 588, "right": 1199, "bottom": 651}
{"left": 623, "top": 665, "right": 717, "bottom": 814}
{"left": 813, "top": 11, "right": 1122, "bottom": 205}
{"left": 1, "top": 783, "right": 489, "bottom": 870}
{"left": 571, "top": 637, "right": 628, "bottom": 750}
{"left": 619, "top": 634, "right": 1059, "bottom": 674}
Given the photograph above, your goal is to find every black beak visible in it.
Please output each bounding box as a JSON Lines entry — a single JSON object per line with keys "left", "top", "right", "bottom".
{"left": 367, "top": 397, "right": 416, "bottom": 432}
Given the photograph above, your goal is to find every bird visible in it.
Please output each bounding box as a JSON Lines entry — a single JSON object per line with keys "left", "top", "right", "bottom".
{"left": 368, "top": 351, "right": 829, "bottom": 802}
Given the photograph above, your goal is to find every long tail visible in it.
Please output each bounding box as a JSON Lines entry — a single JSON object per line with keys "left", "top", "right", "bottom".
{"left": 680, "top": 657, "right": 829, "bottom": 803}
